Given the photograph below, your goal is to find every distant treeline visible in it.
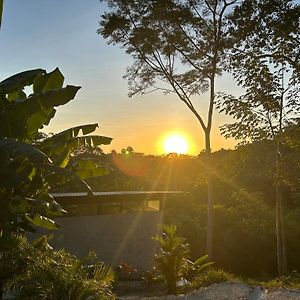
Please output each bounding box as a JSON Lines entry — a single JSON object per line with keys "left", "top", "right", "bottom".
{"left": 55, "top": 130, "right": 300, "bottom": 278}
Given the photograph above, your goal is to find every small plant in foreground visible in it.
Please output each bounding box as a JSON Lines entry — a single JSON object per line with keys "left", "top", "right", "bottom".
{"left": 153, "top": 224, "right": 215, "bottom": 295}
{"left": 0, "top": 235, "right": 114, "bottom": 299}
{"left": 186, "top": 254, "right": 214, "bottom": 281}
{"left": 153, "top": 224, "right": 190, "bottom": 294}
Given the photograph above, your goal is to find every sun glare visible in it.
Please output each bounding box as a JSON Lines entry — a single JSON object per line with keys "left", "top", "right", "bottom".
{"left": 164, "top": 135, "right": 189, "bottom": 154}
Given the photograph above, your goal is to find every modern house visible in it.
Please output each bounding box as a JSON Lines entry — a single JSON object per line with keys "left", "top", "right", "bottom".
{"left": 48, "top": 191, "right": 186, "bottom": 272}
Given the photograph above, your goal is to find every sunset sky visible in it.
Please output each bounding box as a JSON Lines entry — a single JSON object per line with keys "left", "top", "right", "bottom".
{"left": 0, "top": 0, "right": 241, "bottom": 155}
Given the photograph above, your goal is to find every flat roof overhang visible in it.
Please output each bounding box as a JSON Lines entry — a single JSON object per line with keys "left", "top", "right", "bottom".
{"left": 51, "top": 191, "right": 187, "bottom": 208}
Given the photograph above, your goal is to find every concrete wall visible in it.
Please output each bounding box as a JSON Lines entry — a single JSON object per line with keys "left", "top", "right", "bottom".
{"left": 49, "top": 211, "right": 163, "bottom": 271}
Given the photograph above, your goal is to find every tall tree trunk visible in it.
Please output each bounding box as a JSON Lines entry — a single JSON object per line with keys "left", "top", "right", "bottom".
{"left": 205, "top": 72, "right": 215, "bottom": 260}
{"left": 275, "top": 146, "right": 287, "bottom": 275}
{"left": 205, "top": 129, "right": 213, "bottom": 259}
{"left": 275, "top": 184, "right": 287, "bottom": 275}
{"left": 276, "top": 69, "right": 287, "bottom": 275}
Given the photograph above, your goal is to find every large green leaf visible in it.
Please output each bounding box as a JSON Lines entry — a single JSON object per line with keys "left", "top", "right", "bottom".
{"left": 25, "top": 85, "right": 79, "bottom": 138}
{"left": 0, "top": 140, "right": 46, "bottom": 188}
{"left": 33, "top": 67, "right": 64, "bottom": 93}
{"left": 76, "top": 167, "right": 109, "bottom": 179}
{"left": 193, "top": 255, "right": 209, "bottom": 267}
{"left": 38, "top": 123, "right": 112, "bottom": 154}
{"left": 43, "top": 123, "right": 99, "bottom": 145}
{"left": 26, "top": 107, "right": 56, "bottom": 137}
{"left": 37, "top": 124, "right": 100, "bottom": 166}
{"left": 0, "top": 159, "right": 36, "bottom": 187}
{"left": 0, "top": 69, "right": 45, "bottom": 95}
{"left": 0, "top": 138, "right": 51, "bottom": 164}
{"left": 84, "top": 135, "right": 113, "bottom": 146}
{"left": 43, "top": 164, "right": 94, "bottom": 194}
{"left": 73, "top": 159, "right": 110, "bottom": 179}
{"left": 27, "top": 85, "right": 81, "bottom": 110}
{"left": 81, "top": 124, "right": 99, "bottom": 135}
{"left": 7, "top": 90, "right": 27, "bottom": 102}
{"left": 28, "top": 194, "right": 67, "bottom": 217}
{"left": 10, "top": 197, "right": 32, "bottom": 214}
{"left": 0, "top": 85, "right": 80, "bottom": 140}
{"left": 15, "top": 162, "right": 36, "bottom": 182}
{"left": 25, "top": 214, "right": 60, "bottom": 230}
{"left": 39, "top": 131, "right": 112, "bottom": 167}
{"left": 55, "top": 148, "right": 72, "bottom": 168}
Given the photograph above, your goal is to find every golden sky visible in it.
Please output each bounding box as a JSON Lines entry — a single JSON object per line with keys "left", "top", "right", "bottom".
{"left": 0, "top": 0, "right": 240, "bottom": 155}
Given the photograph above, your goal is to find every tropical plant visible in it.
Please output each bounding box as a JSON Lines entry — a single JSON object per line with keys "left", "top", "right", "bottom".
{"left": 186, "top": 254, "right": 214, "bottom": 281}
{"left": 0, "top": 68, "right": 112, "bottom": 237}
{"left": 153, "top": 224, "right": 214, "bottom": 295}
{"left": 153, "top": 224, "right": 190, "bottom": 294}
{"left": 0, "top": 235, "right": 114, "bottom": 300}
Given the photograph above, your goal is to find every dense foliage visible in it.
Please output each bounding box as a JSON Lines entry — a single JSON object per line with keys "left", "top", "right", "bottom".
{"left": 99, "top": 0, "right": 300, "bottom": 264}
{"left": 0, "top": 69, "right": 114, "bottom": 298}
{"left": 99, "top": 0, "right": 240, "bottom": 259}
{"left": 63, "top": 138, "right": 300, "bottom": 278}
{"left": 153, "top": 224, "right": 190, "bottom": 294}
{"left": 1, "top": 0, "right": 300, "bottom": 295}
{"left": 0, "top": 68, "right": 112, "bottom": 236}
{"left": 0, "top": 235, "right": 114, "bottom": 299}
{"left": 151, "top": 224, "right": 213, "bottom": 295}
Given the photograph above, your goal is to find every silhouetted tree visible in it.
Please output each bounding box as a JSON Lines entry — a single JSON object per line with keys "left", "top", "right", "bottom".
{"left": 217, "top": 0, "right": 300, "bottom": 275}
{"left": 99, "top": 0, "right": 238, "bottom": 260}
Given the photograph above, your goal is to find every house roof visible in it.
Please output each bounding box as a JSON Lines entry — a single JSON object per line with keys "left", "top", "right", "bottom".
{"left": 51, "top": 191, "right": 185, "bottom": 198}
{"left": 51, "top": 191, "right": 188, "bottom": 206}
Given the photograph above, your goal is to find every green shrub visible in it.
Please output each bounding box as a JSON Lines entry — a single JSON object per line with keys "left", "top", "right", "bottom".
{"left": 186, "top": 255, "right": 214, "bottom": 281}
{"left": 153, "top": 224, "right": 216, "bottom": 295}
{"left": 192, "top": 268, "right": 236, "bottom": 288}
{"left": 153, "top": 224, "right": 190, "bottom": 295}
{"left": 0, "top": 235, "right": 114, "bottom": 299}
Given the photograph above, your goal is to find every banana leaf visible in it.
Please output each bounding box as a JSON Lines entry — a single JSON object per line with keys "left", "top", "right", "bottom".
{"left": 25, "top": 214, "right": 60, "bottom": 230}
{"left": 0, "top": 69, "right": 45, "bottom": 95}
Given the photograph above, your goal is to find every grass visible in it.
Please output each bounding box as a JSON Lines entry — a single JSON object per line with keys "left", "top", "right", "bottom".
{"left": 191, "top": 268, "right": 238, "bottom": 289}
{"left": 251, "top": 273, "right": 300, "bottom": 290}
{"left": 191, "top": 268, "right": 300, "bottom": 291}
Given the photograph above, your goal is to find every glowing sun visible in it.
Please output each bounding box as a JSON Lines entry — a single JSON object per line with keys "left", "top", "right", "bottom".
{"left": 163, "top": 135, "right": 189, "bottom": 154}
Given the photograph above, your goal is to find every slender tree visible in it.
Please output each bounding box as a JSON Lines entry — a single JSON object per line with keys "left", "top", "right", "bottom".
{"left": 217, "top": 0, "right": 300, "bottom": 275}
{"left": 99, "top": 0, "right": 238, "bottom": 259}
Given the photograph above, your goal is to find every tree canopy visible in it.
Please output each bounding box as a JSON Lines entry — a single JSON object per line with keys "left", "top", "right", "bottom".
{"left": 216, "top": 0, "right": 300, "bottom": 275}
{"left": 99, "top": 0, "right": 238, "bottom": 145}
{"left": 100, "top": 0, "right": 239, "bottom": 260}
{"left": 218, "top": 0, "right": 300, "bottom": 142}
